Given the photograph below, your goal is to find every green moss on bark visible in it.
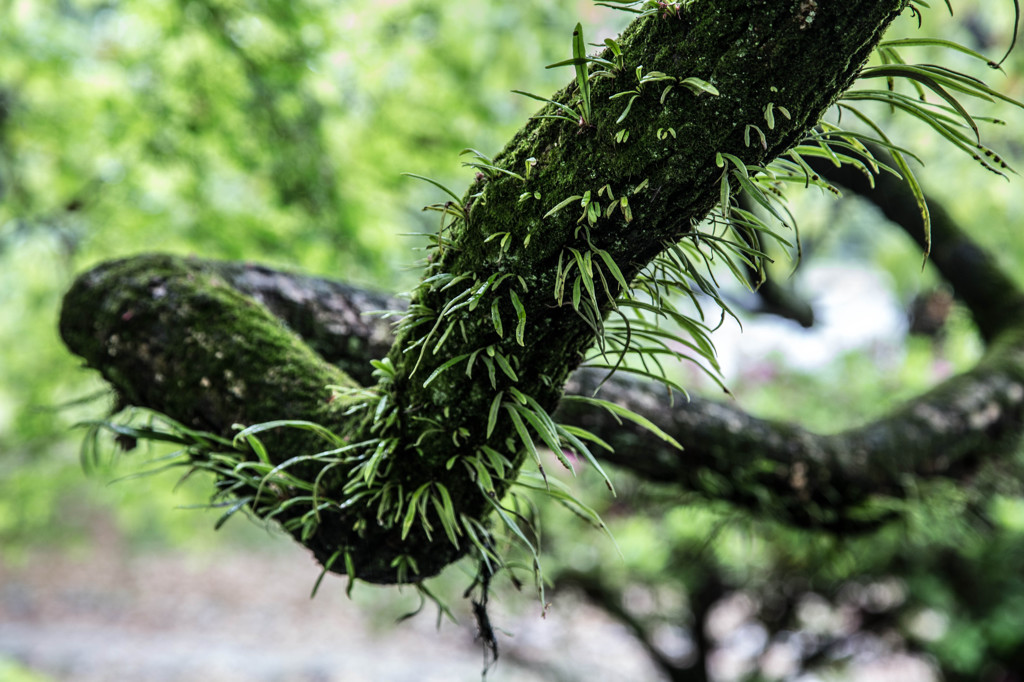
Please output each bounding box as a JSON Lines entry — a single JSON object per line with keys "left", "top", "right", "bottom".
{"left": 60, "top": 254, "right": 353, "bottom": 437}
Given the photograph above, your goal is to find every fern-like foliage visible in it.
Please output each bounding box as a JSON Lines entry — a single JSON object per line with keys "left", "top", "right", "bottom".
{"left": 76, "top": 1, "right": 1024, "bottom": 613}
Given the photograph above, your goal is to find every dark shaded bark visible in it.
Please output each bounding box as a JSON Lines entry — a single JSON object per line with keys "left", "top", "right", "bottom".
{"left": 209, "top": 261, "right": 400, "bottom": 387}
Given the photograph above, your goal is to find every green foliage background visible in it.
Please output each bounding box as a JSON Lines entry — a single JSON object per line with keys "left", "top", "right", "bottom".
{"left": 4, "top": 0, "right": 1024, "bottom": 678}
{"left": 0, "top": 0, "right": 606, "bottom": 557}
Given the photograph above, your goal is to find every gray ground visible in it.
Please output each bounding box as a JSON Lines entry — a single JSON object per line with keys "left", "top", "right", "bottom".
{"left": 0, "top": 522, "right": 661, "bottom": 682}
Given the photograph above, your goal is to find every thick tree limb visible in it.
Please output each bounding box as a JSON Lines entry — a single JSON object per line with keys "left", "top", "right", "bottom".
{"left": 271, "top": 202, "right": 1024, "bottom": 518}
{"left": 130, "top": 145, "right": 1024, "bottom": 530}
{"left": 207, "top": 144, "right": 1024, "bottom": 525}
{"left": 62, "top": 1, "right": 910, "bottom": 582}
{"left": 64, "top": 188, "right": 1024, "bottom": 545}
{"left": 59, "top": 256, "right": 466, "bottom": 580}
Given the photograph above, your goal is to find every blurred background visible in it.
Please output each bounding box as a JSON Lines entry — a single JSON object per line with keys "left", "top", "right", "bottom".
{"left": 2, "top": 1, "right": 1024, "bottom": 680}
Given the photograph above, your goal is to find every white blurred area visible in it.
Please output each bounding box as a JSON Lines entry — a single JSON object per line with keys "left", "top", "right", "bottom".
{"left": 713, "top": 261, "right": 907, "bottom": 383}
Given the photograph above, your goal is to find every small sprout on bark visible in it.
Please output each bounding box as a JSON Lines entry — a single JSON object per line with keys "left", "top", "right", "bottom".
{"left": 460, "top": 148, "right": 525, "bottom": 181}
{"left": 524, "top": 157, "right": 537, "bottom": 178}
{"left": 542, "top": 24, "right": 596, "bottom": 125}
{"left": 745, "top": 124, "right": 768, "bottom": 149}
{"left": 543, "top": 194, "right": 583, "bottom": 219}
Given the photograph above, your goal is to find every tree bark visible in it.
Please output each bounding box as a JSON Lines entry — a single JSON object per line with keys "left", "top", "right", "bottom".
{"left": 61, "top": 1, "right": 909, "bottom": 583}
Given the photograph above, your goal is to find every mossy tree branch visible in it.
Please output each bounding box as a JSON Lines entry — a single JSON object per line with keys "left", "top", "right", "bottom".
{"left": 62, "top": 1, "right": 909, "bottom": 583}
{"left": 98, "top": 157, "right": 1024, "bottom": 534}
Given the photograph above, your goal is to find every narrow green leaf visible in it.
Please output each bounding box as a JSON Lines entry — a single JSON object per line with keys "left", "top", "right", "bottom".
{"left": 616, "top": 94, "right": 639, "bottom": 124}
{"left": 460, "top": 147, "right": 493, "bottom": 163}
{"left": 480, "top": 445, "right": 511, "bottom": 478}
{"left": 506, "top": 405, "right": 540, "bottom": 466}
{"left": 401, "top": 172, "right": 464, "bottom": 204}
{"left": 544, "top": 195, "right": 584, "bottom": 219}
{"left": 462, "top": 160, "right": 525, "bottom": 182}
{"left": 511, "top": 90, "right": 581, "bottom": 120}
{"left": 213, "top": 498, "right": 252, "bottom": 530}
{"left": 554, "top": 424, "right": 615, "bottom": 493}
{"left": 481, "top": 355, "right": 497, "bottom": 389}
{"left": 841, "top": 104, "right": 931, "bottom": 259}
{"left": 509, "top": 290, "right": 527, "bottom": 346}
{"left": 572, "top": 23, "right": 592, "bottom": 122}
{"left": 487, "top": 392, "right": 503, "bottom": 438}
{"left": 880, "top": 38, "right": 1001, "bottom": 68}
{"left": 484, "top": 493, "right": 538, "bottom": 557}
{"left": 545, "top": 56, "right": 614, "bottom": 70}
{"left": 514, "top": 404, "right": 573, "bottom": 473}
{"left": 720, "top": 170, "right": 731, "bottom": 213}
{"left": 559, "top": 423, "right": 614, "bottom": 453}
{"left": 401, "top": 482, "right": 433, "bottom": 540}
{"left": 464, "top": 457, "right": 495, "bottom": 495}
{"left": 857, "top": 66, "right": 980, "bottom": 142}
{"left": 344, "top": 553, "right": 356, "bottom": 598}
{"left": 999, "top": 0, "right": 1020, "bottom": 67}
{"left": 242, "top": 433, "right": 271, "bottom": 465}
{"left": 232, "top": 419, "right": 346, "bottom": 448}
{"left": 594, "top": 248, "right": 629, "bottom": 291}
{"left": 431, "top": 484, "right": 460, "bottom": 547}
{"left": 679, "top": 76, "right": 719, "bottom": 96}
{"left": 422, "top": 353, "right": 470, "bottom": 388}
{"left": 311, "top": 549, "right": 342, "bottom": 599}
{"left": 362, "top": 439, "right": 392, "bottom": 486}
{"left": 490, "top": 298, "right": 504, "bottom": 338}
{"left": 494, "top": 352, "right": 519, "bottom": 382}
{"left": 892, "top": 150, "right": 931, "bottom": 263}
{"left": 562, "top": 395, "right": 684, "bottom": 450}
{"left": 514, "top": 473, "right": 619, "bottom": 552}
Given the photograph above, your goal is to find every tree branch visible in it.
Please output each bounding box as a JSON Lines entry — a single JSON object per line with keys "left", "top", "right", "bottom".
{"left": 61, "top": 1, "right": 910, "bottom": 582}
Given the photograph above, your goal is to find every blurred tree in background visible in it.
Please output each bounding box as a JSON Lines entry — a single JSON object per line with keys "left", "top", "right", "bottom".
{"left": 5, "top": 1, "right": 1024, "bottom": 681}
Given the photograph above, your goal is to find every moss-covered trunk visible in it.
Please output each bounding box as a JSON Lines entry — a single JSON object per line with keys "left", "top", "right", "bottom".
{"left": 61, "top": 0, "right": 907, "bottom": 583}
